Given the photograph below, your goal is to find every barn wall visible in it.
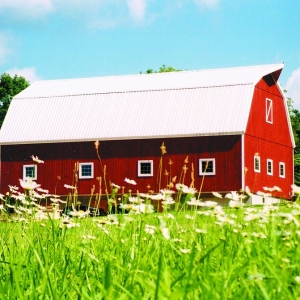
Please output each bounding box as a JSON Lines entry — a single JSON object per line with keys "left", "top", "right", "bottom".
{"left": 1, "top": 135, "right": 242, "bottom": 197}
{"left": 244, "top": 76, "right": 294, "bottom": 198}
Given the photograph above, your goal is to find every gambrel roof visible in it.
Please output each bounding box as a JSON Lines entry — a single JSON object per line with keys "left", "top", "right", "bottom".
{"left": 0, "top": 63, "right": 288, "bottom": 144}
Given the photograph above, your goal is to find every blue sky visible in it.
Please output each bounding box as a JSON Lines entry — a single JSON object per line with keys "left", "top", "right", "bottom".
{"left": 0, "top": 0, "right": 300, "bottom": 108}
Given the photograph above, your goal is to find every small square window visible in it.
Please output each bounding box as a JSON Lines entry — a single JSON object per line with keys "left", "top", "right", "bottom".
{"left": 23, "top": 165, "right": 37, "bottom": 180}
{"left": 254, "top": 155, "right": 260, "bottom": 173}
{"left": 279, "top": 162, "right": 285, "bottom": 178}
{"left": 266, "top": 98, "right": 273, "bottom": 124}
{"left": 138, "top": 160, "right": 153, "bottom": 177}
{"left": 79, "top": 163, "right": 94, "bottom": 179}
{"left": 267, "top": 159, "right": 273, "bottom": 175}
{"left": 199, "top": 159, "right": 215, "bottom": 175}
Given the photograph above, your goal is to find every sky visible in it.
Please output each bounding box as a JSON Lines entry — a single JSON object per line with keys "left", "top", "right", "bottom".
{"left": 0, "top": 0, "right": 300, "bottom": 108}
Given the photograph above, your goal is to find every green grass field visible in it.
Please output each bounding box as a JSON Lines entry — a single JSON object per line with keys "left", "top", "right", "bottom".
{"left": 1, "top": 196, "right": 300, "bottom": 299}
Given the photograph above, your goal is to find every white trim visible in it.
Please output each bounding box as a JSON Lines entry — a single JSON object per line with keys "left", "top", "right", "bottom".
{"left": 254, "top": 155, "right": 261, "bottom": 173}
{"left": 0, "top": 132, "right": 246, "bottom": 146}
{"left": 267, "top": 159, "right": 273, "bottom": 176}
{"left": 138, "top": 160, "right": 153, "bottom": 177}
{"left": 266, "top": 98, "right": 273, "bottom": 124}
{"left": 241, "top": 134, "right": 245, "bottom": 190}
{"left": 79, "top": 162, "right": 94, "bottom": 179}
{"left": 279, "top": 162, "right": 285, "bottom": 178}
{"left": 199, "top": 158, "right": 215, "bottom": 175}
{"left": 23, "top": 164, "right": 37, "bottom": 180}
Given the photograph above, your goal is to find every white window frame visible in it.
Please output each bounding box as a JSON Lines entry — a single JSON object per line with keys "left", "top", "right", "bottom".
{"left": 199, "top": 158, "right": 215, "bottom": 175}
{"left": 138, "top": 160, "right": 153, "bottom": 177}
{"left": 23, "top": 164, "right": 37, "bottom": 180}
{"left": 79, "top": 162, "right": 94, "bottom": 179}
{"left": 254, "top": 155, "right": 261, "bottom": 173}
{"left": 279, "top": 162, "right": 285, "bottom": 178}
{"left": 266, "top": 98, "right": 273, "bottom": 124}
{"left": 267, "top": 159, "right": 273, "bottom": 176}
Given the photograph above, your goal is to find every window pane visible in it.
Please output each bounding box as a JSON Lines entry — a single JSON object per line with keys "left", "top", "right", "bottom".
{"left": 81, "top": 165, "right": 92, "bottom": 177}
{"left": 140, "top": 162, "right": 151, "bottom": 174}
{"left": 25, "top": 167, "right": 35, "bottom": 178}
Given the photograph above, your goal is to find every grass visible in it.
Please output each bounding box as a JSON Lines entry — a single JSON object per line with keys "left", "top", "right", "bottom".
{"left": 1, "top": 199, "right": 300, "bottom": 299}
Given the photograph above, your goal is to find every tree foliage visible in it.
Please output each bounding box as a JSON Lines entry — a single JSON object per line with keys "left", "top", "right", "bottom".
{"left": 0, "top": 73, "right": 30, "bottom": 128}
{"left": 286, "top": 93, "right": 300, "bottom": 185}
{"left": 143, "top": 65, "right": 181, "bottom": 74}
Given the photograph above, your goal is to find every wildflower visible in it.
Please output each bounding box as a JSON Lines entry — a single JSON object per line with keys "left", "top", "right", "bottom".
{"left": 185, "top": 214, "right": 195, "bottom": 220}
{"left": 228, "top": 200, "right": 244, "bottom": 208}
{"left": 160, "top": 189, "right": 175, "bottom": 195}
{"left": 64, "top": 184, "right": 76, "bottom": 189}
{"left": 182, "top": 186, "right": 197, "bottom": 194}
{"left": 111, "top": 183, "right": 120, "bottom": 189}
{"left": 69, "top": 210, "right": 90, "bottom": 218}
{"left": 176, "top": 183, "right": 187, "bottom": 191}
{"left": 187, "top": 198, "right": 202, "bottom": 206}
{"left": 180, "top": 248, "right": 191, "bottom": 254}
{"left": 82, "top": 235, "right": 96, "bottom": 240}
{"left": 31, "top": 155, "right": 44, "bottom": 164}
{"left": 162, "top": 196, "right": 175, "bottom": 206}
{"left": 9, "top": 185, "right": 19, "bottom": 192}
{"left": 128, "top": 196, "right": 143, "bottom": 204}
{"left": 19, "top": 178, "right": 41, "bottom": 190}
{"left": 212, "top": 191, "right": 223, "bottom": 198}
{"left": 132, "top": 204, "right": 154, "bottom": 214}
{"left": 161, "top": 227, "right": 170, "bottom": 240}
{"left": 167, "top": 213, "right": 175, "bottom": 219}
{"left": 147, "top": 194, "right": 164, "bottom": 200}
{"left": 295, "top": 276, "right": 300, "bottom": 284}
{"left": 36, "top": 187, "right": 49, "bottom": 194}
{"left": 51, "top": 198, "right": 67, "bottom": 204}
{"left": 195, "top": 228, "right": 207, "bottom": 234}
{"left": 145, "top": 224, "right": 156, "bottom": 235}
{"left": 124, "top": 178, "right": 137, "bottom": 185}
{"left": 248, "top": 273, "right": 264, "bottom": 281}
{"left": 94, "top": 140, "right": 100, "bottom": 150}
{"left": 225, "top": 191, "right": 246, "bottom": 201}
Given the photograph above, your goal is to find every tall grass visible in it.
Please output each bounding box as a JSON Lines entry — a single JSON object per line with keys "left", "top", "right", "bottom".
{"left": 1, "top": 200, "right": 300, "bottom": 299}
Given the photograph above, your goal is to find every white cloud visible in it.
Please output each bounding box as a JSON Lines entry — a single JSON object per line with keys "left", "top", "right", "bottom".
{"left": 285, "top": 67, "right": 300, "bottom": 111}
{"left": 0, "top": 0, "right": 54, "bottom": 19}
{"left": 127, "top": 0, "right": 147, "bottom": 22}
{"left": 5, "top": 67, "right": 42, "bottom": 83}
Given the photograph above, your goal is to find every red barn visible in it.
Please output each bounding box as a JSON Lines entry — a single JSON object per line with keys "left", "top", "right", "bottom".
{"left": 0, "top": 64, "right": 294, "bottom": 206}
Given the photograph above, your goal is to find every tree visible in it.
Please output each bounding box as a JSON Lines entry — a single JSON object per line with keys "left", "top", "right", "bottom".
{"left": 0, "top": 73, "right": 30, "bottom": 128}
{"left": 286, "top": 92, "right": 300, "bottom": 185}
{"left": 143, "top": 65, "right": 181, "bottom": 74}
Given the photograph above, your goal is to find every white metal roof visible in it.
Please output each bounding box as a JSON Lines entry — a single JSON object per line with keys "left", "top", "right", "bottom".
{"left": 0, "top": 63, "right": 286, "bottom": 144}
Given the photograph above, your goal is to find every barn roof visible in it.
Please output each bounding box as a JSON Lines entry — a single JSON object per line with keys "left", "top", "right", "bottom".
{"left": 0, "top": 63, "right": 287, "bottom": 144}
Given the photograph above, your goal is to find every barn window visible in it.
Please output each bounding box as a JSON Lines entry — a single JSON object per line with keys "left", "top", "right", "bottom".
{"left": 138, "top": 160, "right": 153, "bottom": 177}
{"left": 279, "top": 162, "right": 285, "bottom": 178}
{"left": 199, "top": 159, "right": 215, "bottom": 175}
{"left": 266, "top": 98, "right": 273, "bottom": 124}
{"left": 23, "top": 165, "right": 37, "bottom": 180}
{"left": 267, "top": 159, "right": 273, "bottom": 175}
{"left": 254, "top": 155, "right": 260, "bottom": 173}
{"left": 79, "top": 162, "right": 94, "bottom": 179}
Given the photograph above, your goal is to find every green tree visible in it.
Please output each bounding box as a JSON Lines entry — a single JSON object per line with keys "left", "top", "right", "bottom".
{"left": 143, "top": 64, "right": 181, "bottom": 74}
{"left": 0, "top": 73, "right": 30, "bottom": 128}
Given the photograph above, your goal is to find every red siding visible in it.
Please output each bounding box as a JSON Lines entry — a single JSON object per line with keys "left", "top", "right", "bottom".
{"left": 1, "top": 135, "right": 242, "bottom": 197}
{"left": 245, "top": 76, "right": 294, "bottom": 198}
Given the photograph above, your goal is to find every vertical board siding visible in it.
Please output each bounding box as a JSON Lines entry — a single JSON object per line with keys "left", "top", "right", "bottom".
{"left": 1, "top": 135, "right": 242, "bottom": 197}
{"left": 244, "top": 77, "right": 294, "bottom": 198}
{"left": 244, "top": 135, "right": 293, "bottom": 198}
